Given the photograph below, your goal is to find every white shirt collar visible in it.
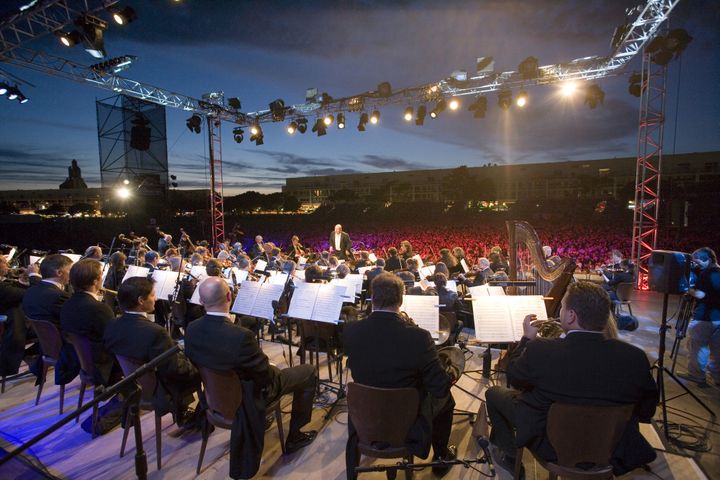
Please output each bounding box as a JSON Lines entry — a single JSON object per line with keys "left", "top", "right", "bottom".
{"left": 42, "top": 279, "right": 64, "bottom": 289}
{"left": 565, "top": 329, "right": 604, "bottom": 335}
{"left": 206, "top": 311, "right": 230, "bottom": 318}
{"left": 125, "top": 311, "right": 148, "bottom": 318}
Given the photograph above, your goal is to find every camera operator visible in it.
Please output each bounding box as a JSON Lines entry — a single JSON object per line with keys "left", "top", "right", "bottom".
{"left": 681, "top": 247, "right": 720, "bottom": 388}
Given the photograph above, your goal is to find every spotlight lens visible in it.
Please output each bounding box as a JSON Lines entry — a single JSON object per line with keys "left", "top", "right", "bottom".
{"left": 117, "top": 187, "right": 130, "bottom": 199}
{"left": 123, "top": 179, "right": 130, "bottom": 185}
{"left": 60, "top": 36, "right": 71, "bottom": 47}
{"left": 8, "top": 93, "right": 18, "bottom": 100}
{"left": 448, "top": 99, "right": 459, "bottom": 110}
{"left": 0, "top": 87, "right": 7, "bottom": 95}
{"left": 370, "top": 117, "right": 378, "bottom": 124}
{"left": 324, "top": 116, "right": 332, "bottom": 126}
{"left": 250, "top": 126, "right": 259, "bottom": 135}
{"left": 113, "top": 13, "right": 124, "bottom": 25}
{"left": 338, "top": 122, "right": 345, "bottom": 129}
{"left": 19, "top": 97, "right": 29, "bottom": 104}
{"left": 429, "top": 111, "right": 437, "bottom": 119}
{"left": 287, "top": 125, "right": 295, "bottom": 134}
{"left": 561, "top": 82, "right": 577, "bottom": 97}
{"left": 404, "top": 112, "right": 412, "bottom": 121}
{"left": 516, "top": 97, "right": 527, "bottom": 107}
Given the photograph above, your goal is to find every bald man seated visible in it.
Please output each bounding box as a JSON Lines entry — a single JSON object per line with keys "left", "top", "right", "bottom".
{"left": 184, "top": 277, "right": 318, "bottom": 454}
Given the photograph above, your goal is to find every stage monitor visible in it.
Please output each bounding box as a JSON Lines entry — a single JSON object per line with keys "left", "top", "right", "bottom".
{"left": 648, "top": 250, "right": 691, "bottom": 294}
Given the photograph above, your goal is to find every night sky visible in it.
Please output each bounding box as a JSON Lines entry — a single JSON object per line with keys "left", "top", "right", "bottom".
{"left": 0, "top": 0, "right": 718, "bottom": 194}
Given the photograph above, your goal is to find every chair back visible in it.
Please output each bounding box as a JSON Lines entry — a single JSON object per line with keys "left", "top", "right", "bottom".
{"left": 546, "top": 403, "right": 634, "bottom": 468}
{"left": 615, "top": 283, "right": 634, "bottom": 303}
{"left": 197, "top": 365, "right": 243, "bottom": 425}
{"left": 347, "top": 382, "right": 420, "bottom": 457}
{"left": 65, "top": 332, "right": 98, "bottom": 381}
{"left": 28, "top": 319, "right": 63, "bottom": 360}
{"left": 115, "top": 354, "right": 157, "bottom": 406}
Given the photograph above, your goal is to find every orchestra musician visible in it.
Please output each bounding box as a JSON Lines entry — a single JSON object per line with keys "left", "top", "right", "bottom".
{"left": 599, "top": 250, "right": 634, "bottom": 302}
{"left": 287, "top": 235, "right": 306, "bottom": 263}
{"left": 249, "top": 235, "right": 265, "bottom": 260}
{"left": 22, "top": 254, "right": 73, "bottom": 327}
{"left": 178, "top": 228, "right": 195, "bottom": 257}
{"left": 343, "top": 273, "right": 456, "bottom": 479}
{"left": 384, "top": 247, "right": 403, "bottom": 271}
{"left": 399, "top": 240, "right": 414, "bottom": 261}
{"left": 82, "top": 245, "right": 103, "bottom": 261}
{"left": 329, "top": 224, "right": 352, "bottom": 261}
{"left": 103, "top": 252, "right": 127, "bottom": 293}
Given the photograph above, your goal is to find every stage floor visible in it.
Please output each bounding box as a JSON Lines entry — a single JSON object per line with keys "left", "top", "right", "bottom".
{"left": 0, "top": 290, "right": 717, "bottom": 479}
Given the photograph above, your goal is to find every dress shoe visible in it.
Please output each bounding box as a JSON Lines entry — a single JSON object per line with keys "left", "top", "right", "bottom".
{"left": 284, "top": 430, "right": 317, "bottom": 454}
{"left": 490, "top": 444, "right": 524, "bottom": 480}
{"left": 432, "top": 444, "right": 457, "bottom": 477}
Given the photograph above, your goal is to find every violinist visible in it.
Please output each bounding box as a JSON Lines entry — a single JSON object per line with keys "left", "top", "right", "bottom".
{"left": 288, "top": 235, "right": 306, "bottom": 263}
{"left": 103, "top": 252, "right": 127, "bottom": 292}
{"left": 178, "top": 228, "right": 195, "bottom": 257}
{"left": 600, "top": 250, "right": 634, "bottom": 302}
{"left": 82, "top": 245, "right": 103, "bottom": 261}
{"left": 399, "top": 240, "right": 414, "bottom": 262}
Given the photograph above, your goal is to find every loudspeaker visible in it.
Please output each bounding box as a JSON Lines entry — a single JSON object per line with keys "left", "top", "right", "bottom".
{"left": 648, "top": 250, "right": 691, "bottom": 294}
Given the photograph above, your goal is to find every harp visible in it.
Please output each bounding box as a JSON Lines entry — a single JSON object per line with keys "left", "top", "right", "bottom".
{"left": 507, "top": 220, "right": 575, "bottom": 317}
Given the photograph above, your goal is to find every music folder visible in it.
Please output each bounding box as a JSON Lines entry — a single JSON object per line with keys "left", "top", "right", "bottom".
{"left": 255, "top": 259, "right": 268, "bottom": 272}
{"left": 411, "top": 254, "right": 424, "bottom": 269}
{"left": 122, "top": 265, "right": 150, "bottom": 283}
{"left": 468, "top": 285, "right": 506, "bottom": 297}
{"left": 230, "top": 281, "right": 284, "bottom": 321}
{"left": 190, "top": 265, "right": 208, "bottom": 281}
{"left": 461, "top": 258, "right": 470, "bottom": 273}
{"left": 419, "top": 265, "right": 435, "bottom": 280}
{"left": 472, "top": 295, "right": 548, "bottom": 343}
{"left": 287, "top": 282, "right": 346, "bottom": 324}
{"left": 152, "top": 270, "right": 179, "bottom": 300}
{"left": 400, "top": 295, "right": 440, "bottom": 340}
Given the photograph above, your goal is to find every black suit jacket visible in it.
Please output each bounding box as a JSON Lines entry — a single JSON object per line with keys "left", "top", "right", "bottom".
{"left": 249, "top": 243, "right": 265, "bottom": 260}
{"left": 329, "top": 231, "right": 352, "bottom": 260}
{"left": 365, "top": 266, "right": 385, "bottom": 294}
{"left": 60, "top": 292, "right": 117, "bottom": 385}
{"left": 22, "top": 280, "right": 71, "bottom": 326}
{"left": 507, "top": 332, "right": 658, "bottom": 470}
{"left": 1, "top": 279, "right": 38, "bottom": 375}
{"left": 104, "top": 312, "right": 198, "bottom": 415}
{"left": 384, "top": 257, "right": 403, "bottom": 272}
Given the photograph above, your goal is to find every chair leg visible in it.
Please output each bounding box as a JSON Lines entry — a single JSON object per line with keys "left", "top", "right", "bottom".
{"left": 1, "top": 376, "right": 6, "bottom": 394}
{"left": 58, "top": 383, "right": 65, "bottom": 415}
{"left": 35, "top": 361, "right": 48, "bottom": 406}
{"left": 275, "top": 404, "right": 286, "bottom": 454}
{"left": 513, "top": 447, "right": 524, "bottom": 480}
{"left": 196, "top": 417, "right": 211, "bottom": 475}
{"left": 404, "top": 455, "right": 413, "bottom": 479}
{"left": 120, "top": 416, "right": 132, "bottom": 457}
{"left": 628, "top": 303, "right": 633, "bottom": 317}
{"left": 76, "top": 381, "right": 87, "bottom": 423}
{"left": 155, "top": 412, "right": 162, "bottom": 470}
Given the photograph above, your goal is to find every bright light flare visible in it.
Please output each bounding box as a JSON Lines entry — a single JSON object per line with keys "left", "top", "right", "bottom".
{"left": 516, "top": 91, "right": 528, "bottom": 108}
{"left": 116, "top": 187, "right": 130, "bottom": 199}
{"left": 561, "top": 81, "right": 578, "bottom": 97}
{"left": 448, "top": 98, "right": 460, "bottom": 110}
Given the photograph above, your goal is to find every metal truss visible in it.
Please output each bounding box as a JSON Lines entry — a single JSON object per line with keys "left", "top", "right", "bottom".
{"left": 0, "top": 0, "right": 119, "bottom": 56}
{"left": 206, "top": 115, "right": 225, "bottom": 251}
{"left": 632, "top": 51, "right": 667, "bottom": 290}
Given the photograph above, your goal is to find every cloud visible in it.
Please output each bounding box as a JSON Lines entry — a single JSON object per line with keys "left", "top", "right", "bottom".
{"left": 360, "top": 155, "right": 427, "bottom": 170}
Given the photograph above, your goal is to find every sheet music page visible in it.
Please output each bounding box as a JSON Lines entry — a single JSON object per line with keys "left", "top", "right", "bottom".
{"left": 330, "top": 278, "right": 356, "bottom": 300}
{"left": 419, "top": 266, "right": 434, "bottom": 279}
{"left": 344, "top": 274, "right": 364, "bottom": 295}
{"left": 251, "top": 283, "right": 284, "bottom": 320}
{"left": 268, "top": 272, "right": 289, "bottom": 285}
{"left": 461, "top": 258, "right": 470, "bottom": 273}
{"left": 508, "top": 295, "right": 548, "bottom": 340}
{"left": 312, "top": 284, "right": 345, "bottom": 324}
{"left": 447, "top": 280, "right": 457, "bottom": 291}
{"left": 357, "top": 266, "right": 372, "bottom": 276}
{"left": 298, "top": 256, "right": 308, "bottom": 266}
{"left": 230, "top": 280, "right": 261, "bottom": 314}
{"left": 226, "top": 268, "right": 249, "bottom": 283}
{"left": 255, "top": 259, "right": 268, "bottom": 272}
{"left": 190, "top": 265, "right": 207, "bottom": 281}
{"left": 401, "top": 295, "right": 439, "bottom": 339}
{"left": 368, "top": 253, "right": 378, "bottom": 262}
{"left": 122, "top": 265, "right": 150, "bottom": 283}
{"left": 287, "top": 282, "right": 320, "bottom": 320}
{"left": 411, "top": 254, "right": 424, "bottom": 269}
{"left": 472, "top": 296, "right": 515, "bottom": 343}
{"left": 488, "top": 286, "right": 506, "bottom": 296}
{"left": 188, "top": 277, "right": 206, "bottom": 305}
{"left": 62, "top": 253, "right": 82, "bottom": 263}
{"left": 469, "top": 285, "right": 505, "bottom": 297}
{"left": 4, "top": 248, "right": 16, "bottom": 262}
{"left": 293, "top": 270, "right": 306, "bottom": 281}
{"left": 152, "top": 270, "right": 178, "bottom": 301}
{"left": 30, "top": 255, "right": 43, "bottom": 265}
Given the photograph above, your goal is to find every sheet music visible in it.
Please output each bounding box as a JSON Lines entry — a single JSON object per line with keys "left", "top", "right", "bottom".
{"left": 230, "top": 281, "right": 261, "bottom": 314}
{"left": 268, "top": 272, "right": 289, "bottom": 285}
{"left": 250, "top": 283, "right": 284, "bottom": 320}
{"left": 357, "top": 266, "right": 372, "bottom": 276}
{"left": 344, "top": 274, "right": 364, "bottom": 295}
{"left": 468, "top": 285, "right": 506, "bottom": 297}
{"left": 62, "top": 253, "right": 82, "bottom": 263}
{"left": 368, "top": 253, "right": 377, "bottom": 262}
{"left": 294, "top": 269, "right": 306, "bottom": 281}
{"left": 4, "top": 248, "right": 16, "bottom": 262}
{"left": 401, "top": 295, "right": 439, "bottom": 339}
{"left": 472, "top": 297, "right": 515, "bottom": 342}
{"left": 122, "top": 265, "right": 150, "bottom": 283}
{"left": 298, "top": 256, "right": 308, "bottom": 266}
{"left": 255, "top": 259, "right": 268, "bottom": 272}
{"left": 411, "top": 254, "right": 424, "bottom": 269}
{"left": 331, "top": 278, "right": 356, "bottom": 300}
{"left": 190, "top": 265, "right": 208, "bottom": 281}
{"left": 29, "top": 255, "right": 43, "bottom": 265}
{"left": 224, "top": 267, "right": 249, "bottom": 283}
{"left": 152, "top": 270, "right": 179, "bottom": 301}
{"left": 312, "top": 284, "right": 346, "bottom": 324}
{"left": 508, "top": 295, "right": 548, "bottom": 338}
{"left": 419, "top": 265, "right": 435, "bottom": 279}
{"left": 447, "top": 280, "right": 457, "bottom": 291}
{"left": 287, "top": 282, "right": 321, "bottom": 320}
{"left": 461, "top": 259, "right": 470, "bottom": 273}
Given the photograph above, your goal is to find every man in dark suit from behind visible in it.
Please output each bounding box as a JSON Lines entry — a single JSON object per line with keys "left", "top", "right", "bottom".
{"left": 185, "top": 277, "right": 318, "bottom": 454}
{"left": 343, "top": 273, "right": 456, "bottom": 479}
{"left": 485, "top": 282, "right": 658, "bottom": 476}
{"left": 60, "top": 259, "right": 119, "bottom": 385}
{"left": 364, "top": 258, "right": 385, "bottom": 296}
{"left": 22, "top": 254, "right": 73, "bottom": 326}
{"left": 104, "top": 277, "right": 200, "bottom": 423}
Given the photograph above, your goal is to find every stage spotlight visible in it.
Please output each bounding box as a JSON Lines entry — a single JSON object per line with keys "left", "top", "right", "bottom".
{"left": 337, "top": 113, "right": 346, "bottom": 129}
{"left": 56, "top": 30, "right": 81, "bottom": 47}
{"left": 250, "top": 124, "right": 264, "bottom": 145}
{"left": 16, "top": 92, "right": 28, "bottom": 104}
{"left": 0, "top": 83, "right": 7, "bottom": 95}
{"left": 116, "top": 187, "right": 130, "bottom": 199}
{"left": 370, "top": 110, "right": 380, "bottom": 124}
{"left": 584, "top": 84, "right": 605, "bottom": 109}
{"left": 357, "top": 112, "right": 368, "bottom": 131}
{"left": 468, "top": 96, "right": 487, "bottom": 118}
{"left": 448, "top": 98, "right": 460, "bottom": 110}
{"left": 227, "top": 97, "right": 241, "bottom": 109}
{"left": 415, "top": 105, "right": 426, "bottom": 125}
{"left": 404, "top": 107, "right": 413, "bottom": 122}
{"left": 287, "top": 122, "right": 297, "bottom": 134}
{"left": 296, "top": 117, "right": 308, "bottom": 134}
{"left": 269, "top": 99, "right": 286, "bottom": 121}
{"left": 123, "top": 179, "right": 130, "bottom": 185}
{"left": 628, "top": 73, "right": 642, "bottom": 97}
{"left": 498, "top": 89, "right": 512, "bottom": 110}
{"left": 75, "top": 15, "right": 108, "bottom": 59}
{"left": 111, "top": 6, "right": 137, "bottom": 25}
{"left": 312, "top": 118, "right": 327, "bottom": 137}
{"left": 429, "top": 99, "right": 446, "bottom": 119}
{"left": 186, "top": 114, "right": 202, "bottom": 134}
{"left": 233, "top": 127, "right": 244, "bottom": 143}
{"left": 518, "top": 56, "right": 539, "bottom": 80}
{"left": 323, "top": 114, "right": 334, "bottom": 126}
{"left": 377, "top": 81, "right": 392, "bottom": 98}
{"left": 560, "top": 81, "right": 577, "bottom": 97}
{"left": 516, "top": 90, "right": 528, "bottom": 108}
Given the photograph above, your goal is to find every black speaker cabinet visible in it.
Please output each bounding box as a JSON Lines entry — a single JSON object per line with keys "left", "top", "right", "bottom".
{"left": 648, "top": 250, "right": 691, "bottom": 294}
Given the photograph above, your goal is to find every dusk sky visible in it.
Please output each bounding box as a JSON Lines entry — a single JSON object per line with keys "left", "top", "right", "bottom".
{"left": 0, "top": 0, "right": 718, "bottom": 194}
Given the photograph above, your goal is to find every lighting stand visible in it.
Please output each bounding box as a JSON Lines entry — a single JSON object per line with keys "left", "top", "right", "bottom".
{"left": 654, "top": 293, "right": 714, "bottom": 440}
{"left": 669, "top": 294, "right": 694, "bottom": 374}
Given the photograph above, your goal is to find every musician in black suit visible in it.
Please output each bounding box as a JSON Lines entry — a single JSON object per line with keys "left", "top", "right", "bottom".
{"left": 60, "top": 259, "right": 119, "bottom": 385}
{"left": 384, "top": 247, "right": 403, "bottom": 272}
{"left": 185, "top": 277, "right": 318, "bottom": 454}
{"left": 22, "top": 254, "right": 73, "bottom": 326}
{"left": 343, "top": 273, "right": 456, "bottom": 479}
{"left": 249, "top": 235, "right": 265, "bottom": 260}
{"left": 458, "top": 257, "right": 494, "bottom": 287}
{"left": 601, "top": 251, "right": 634, "bottom": 302}
{"left": 329, "top": 224, "right": 352, "bottom": 261}
{"left": 0, "top": 257, "right": 40, "bottom": 376}
{"left": 364, "top": 259, "right": 385, "bottom": 295}
{"left": 104, "top": 277, "right": 200, "bottom": 422}
{"left": 485, "top": 282, "right": 658, "bottom": 476}
{"left": 143, "top": 251, "right": 160, "bottom": 272}
{"left": 435, "top": 273, "right": 459, "bottom": 313}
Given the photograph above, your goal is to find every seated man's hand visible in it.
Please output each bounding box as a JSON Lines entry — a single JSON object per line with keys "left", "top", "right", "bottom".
{"left": 522, "top": 314, "right": 539, "bottom": 340}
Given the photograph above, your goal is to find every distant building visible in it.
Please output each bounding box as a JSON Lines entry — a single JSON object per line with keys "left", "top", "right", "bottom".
{"left": 282, "top": 152, "right": 720, "bottom": 208}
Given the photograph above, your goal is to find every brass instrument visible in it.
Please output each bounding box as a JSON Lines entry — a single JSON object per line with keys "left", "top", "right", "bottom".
{"left": 438, "top": 346, "right": 465, "bottom": 383}
{"left": 530, "top": 318, "right": 564, "bottom": 339}
{"left": 507, "top": 221, "right": 576, "bottom": 317}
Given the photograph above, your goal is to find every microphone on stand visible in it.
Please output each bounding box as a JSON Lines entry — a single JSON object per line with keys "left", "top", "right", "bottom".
{"left": 476, "top": 437, "right": 495, "bottom": 476}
